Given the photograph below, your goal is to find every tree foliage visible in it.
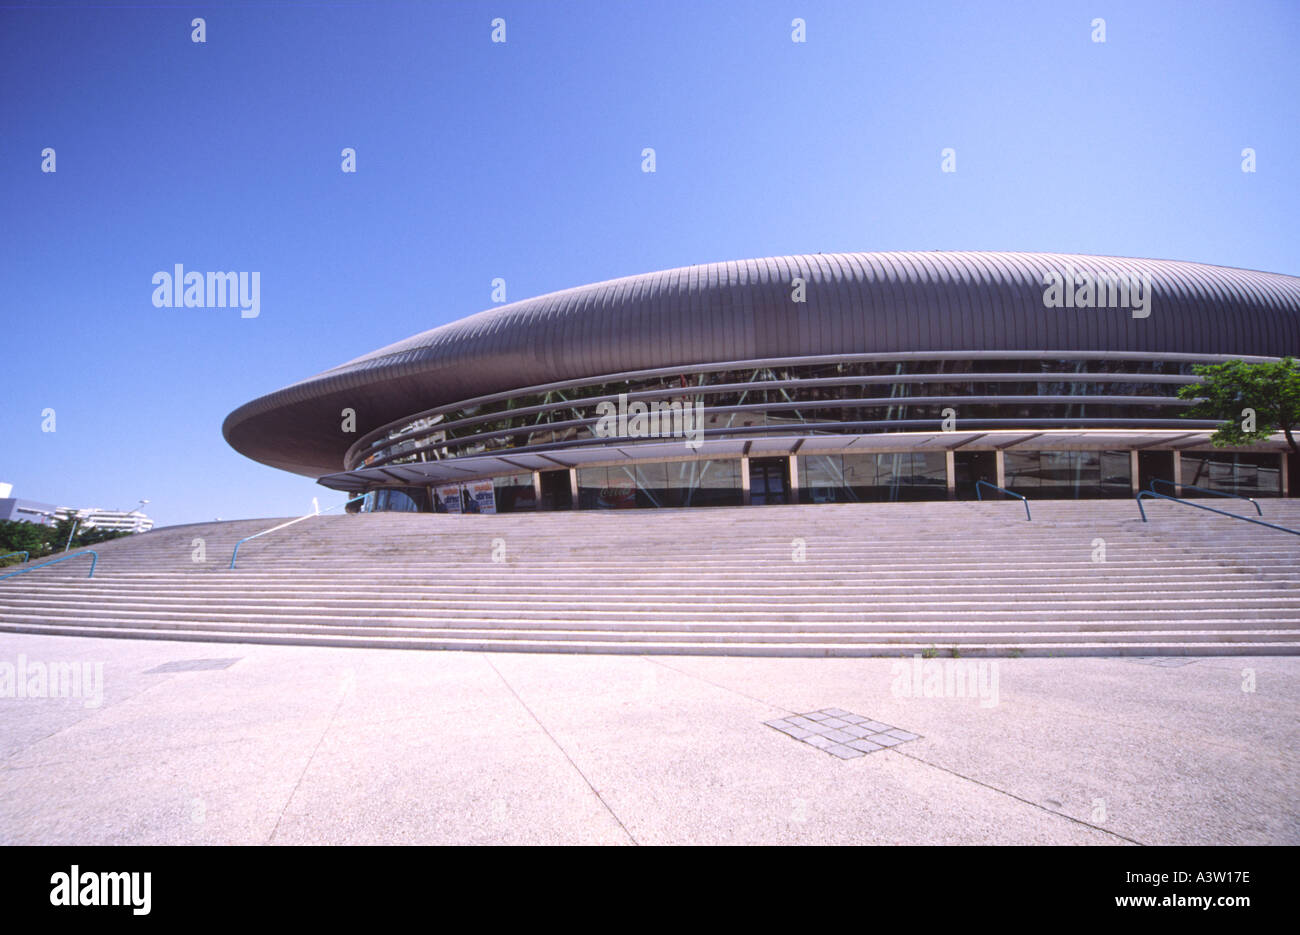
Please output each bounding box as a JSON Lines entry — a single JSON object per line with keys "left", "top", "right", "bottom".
{"left": 0, "top": 520, "right": 58, "bottom": 562}
{"left": 0, "top": 519, "right": 133, "bottom": 565}
{"left": 1177, "top": 357, "right": 1300, "bottom": 454}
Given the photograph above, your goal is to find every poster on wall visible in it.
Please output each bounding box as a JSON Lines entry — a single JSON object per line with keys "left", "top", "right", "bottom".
{"left": 435, "top": 484, "right": 463, "bottom": 513}
{"left": 466, "top": 479, "right": 497, "bottom": 514}
{"left": 597, "top": 476, "right": 637, "bottom": 509}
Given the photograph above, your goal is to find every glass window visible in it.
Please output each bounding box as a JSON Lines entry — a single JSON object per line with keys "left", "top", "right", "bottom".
{"left": 798, "top": 452, "right": 946, "bottom": 502}
{"left": 1180, "top": 452, "right": 1282, "bottom": 497}
{"left": 577, "top": 459, "right": 743, "bottom": 509}
{"left": 492, "top": 473, "right": 538, "bottom": 512}
{"left": 1005, "top": 450, "right": 1131, "bottom": 499}
{"left": 371, "top": 487, "right": 427, "bottom": 512}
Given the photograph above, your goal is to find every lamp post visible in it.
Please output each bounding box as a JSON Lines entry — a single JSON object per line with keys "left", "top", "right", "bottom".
{"left": 133, "top": 499, "right": 150, "bottom": 533}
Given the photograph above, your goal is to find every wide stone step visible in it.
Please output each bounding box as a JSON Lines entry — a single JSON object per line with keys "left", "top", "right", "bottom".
{"left": 2, "top": 613, "right": 1296, "bottom": 639}
{"left": 4, "top": 583, "right": 1294, "bottom": 602}
{"left": 5, "top": 591, "right": 1300, "bottom": 610}
{"left": 13, "top": 562, "right": 1299, "bottom": 578}
{"left": 5, "top": 501, "right": 1296, "bottom": 656}
{"left": 5, "top": 602, "right": 1300, "bottom": 625}
{"left": 3, "top": 619, "right": 1298, "bottom": 656}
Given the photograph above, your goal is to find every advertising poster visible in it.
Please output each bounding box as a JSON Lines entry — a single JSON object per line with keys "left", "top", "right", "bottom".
{"left": 597, "top": 476, "right": 637, "bottom": 509}
{"left": 435, "top": 484, "right": 463, "bottom": 513}
{"left": 466, "top": 479, "right": 497, "bottom": 514}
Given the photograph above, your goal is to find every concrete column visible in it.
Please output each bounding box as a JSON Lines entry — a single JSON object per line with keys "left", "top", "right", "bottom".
{"left": 569, "top": 468, "right": 579, "bottom": 508}
{"left": 740, "top": 456, "right": 751, "bottom": 506}
{"left": 1281, "top": 452, "right": 1290, "bottom": 498}
{"left": 945, "top": 450, "right": 956, "bottom": 499}
{"left": 994, "top": 450, "right": 1006, "bottom": 489}
{"left": 788, "top": 454, "right": 800, "bottom": 505}
{"left": 1129, "top": 451, "right": 1140, "bottom": 495}
{"left": 1172, "top": 450, "right": 1182, "bottom": 496}
{"left": 532, "top": 471, "right": 543, "bottom": 510}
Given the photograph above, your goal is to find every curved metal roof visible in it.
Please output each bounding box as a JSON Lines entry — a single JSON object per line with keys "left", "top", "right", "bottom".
{"left": 223, "top": 251, "right": 1300, "bottom": 477}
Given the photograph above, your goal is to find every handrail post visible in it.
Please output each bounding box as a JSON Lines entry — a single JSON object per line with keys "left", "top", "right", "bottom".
{"left": 0, "top": 551, "right": 30, "bottom": 565}
{"left": 0, "top": 549, "right": 98, "bottom": 581}
{"left": 1135, "top": 489, "right": 1300, "bottom": 536}
{"left": 1148, "top": 477, "right": 1262, "bottom": 516}
{"left": 975, "top": 479, "right": 1031, "bottom": 521}
{"left": 228, "top": 494, "right": 365, "bottom": 569}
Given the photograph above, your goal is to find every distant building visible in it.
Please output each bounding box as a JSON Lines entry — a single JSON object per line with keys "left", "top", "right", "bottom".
{"left": 53, "top": 507, "right": 154, "bottom": 534}
{"left": 0, "top": 497, "right": 59, "bottom": 526}
{"left": 0, "top": 484, "right": 153, "bottom": 532}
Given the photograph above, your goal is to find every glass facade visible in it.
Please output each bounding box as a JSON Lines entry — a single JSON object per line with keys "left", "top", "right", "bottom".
{"left": 577, "top": 460, "right": 743, "bottom": 509}
{"left": 797, "top": 452, "right": 947, "bottom": 502}
{"left": 1180, "top": 452, "right": 1283, "bottom": 497}
{"left": 349, "top": 355, "right": 1206, "bottom": 472}
{"left": 1004, "top": 450, "right": 1132, "bottom": 499}
{"left": 367, "top": 487, "right": 427, "bottom": 513}
{"left": 492, "top": 473, "right": 539, "bottom": 512}
{"left": 358, "top": 449, "right": 1287, "bottom": 512}
{"left": 343, "top": 355, "right": 1288, "bottom": 511}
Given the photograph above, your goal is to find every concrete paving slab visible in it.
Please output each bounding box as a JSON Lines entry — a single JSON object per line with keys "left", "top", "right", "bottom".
{"left": 0, "top": 633, "right": 1295, "bottom": 845}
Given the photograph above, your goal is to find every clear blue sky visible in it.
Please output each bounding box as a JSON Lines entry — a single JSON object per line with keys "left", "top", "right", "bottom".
{"left": 2, "top": 0, "right": 1297, "bottom": 527}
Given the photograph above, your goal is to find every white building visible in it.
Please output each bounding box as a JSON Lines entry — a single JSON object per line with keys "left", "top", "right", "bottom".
{"left": 54, "top": 507, "right": 155, "bottom": 534}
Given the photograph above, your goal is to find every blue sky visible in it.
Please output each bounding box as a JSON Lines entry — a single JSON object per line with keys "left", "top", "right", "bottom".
{"left": 2, "top": 0, "right": 1297, "bottom": 527}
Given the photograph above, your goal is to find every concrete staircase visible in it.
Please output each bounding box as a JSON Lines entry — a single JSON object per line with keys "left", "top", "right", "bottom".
{"left": 1, "top": 500, "right": 1297, "bottom": 656}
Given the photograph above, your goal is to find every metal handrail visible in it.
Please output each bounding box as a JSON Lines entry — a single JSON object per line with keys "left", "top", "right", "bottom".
{"left": 0, "top": 551, "right": 30, "bottom": 564}
{"left": 229, "top": 495, "right": 366, "bottom": 569}
{"left": 1135, "top": 491, "right": 1300, "bottom": 537}
{"left": 1148, "top": 478, "right": 1261, "bottom": 516}
{"left": 975, "top": 480, "right": 1031, "bottom": 521}
{"left": 0, "top": 550, "right": 98, "bottom": 580}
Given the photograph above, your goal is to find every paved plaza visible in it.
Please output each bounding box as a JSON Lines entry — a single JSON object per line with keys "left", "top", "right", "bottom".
{"left": 1, "top": 632, "right": 1294, "bottom": 845}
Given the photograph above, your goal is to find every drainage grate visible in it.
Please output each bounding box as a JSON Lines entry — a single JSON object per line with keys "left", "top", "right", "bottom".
{"left": 765, "top": 708, "right": 920, "bottom": 759}
{"left": 1125, "top": 657, "right": 1200, "bottom": 668}
{"left": 145, "top": 658, "right": 242, "bottom": 674}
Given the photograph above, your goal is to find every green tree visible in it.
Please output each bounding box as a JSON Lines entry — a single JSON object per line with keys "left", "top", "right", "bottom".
{"left": 1177, "top": 357, "right": 1300, "bottom": 454}
{"left": 76, "top": 527, "right": 133, "bottom": 547}
{"left": 49, "top": 516, "right": 134, "bottom": 551}
{"left": 50, "top": 516, "right": 80, "bottom": 552}
{"left": 0, "top": 518, "right": 135, "bottom": 567}
{"left": 0, "top": 520, "right": 59, "bottom": 563}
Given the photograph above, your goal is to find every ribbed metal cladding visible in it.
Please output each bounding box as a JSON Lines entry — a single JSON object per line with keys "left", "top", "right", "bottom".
{"left": 223, "top": 251, "right": 1300, "bottom": 477}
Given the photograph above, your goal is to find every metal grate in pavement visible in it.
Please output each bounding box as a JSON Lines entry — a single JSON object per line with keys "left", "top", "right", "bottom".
{"left": 765, "top": 707, "right": 920, "bottom": 759}
{"left": 145, "top": 658, "right": 242, "bottom": 674}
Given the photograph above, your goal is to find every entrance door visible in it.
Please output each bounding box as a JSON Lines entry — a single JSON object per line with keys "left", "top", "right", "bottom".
{"left": 1137, "top": 451, "right": 1174, "bottom": 493}
{"left": 953, "top": 450, "right": 996, "bottom": 499}
{"left": 538, "top": 470, "right": 572, "bottom": 511}
{"left": 749, "top": 458, "right": 789, "bottom": 505}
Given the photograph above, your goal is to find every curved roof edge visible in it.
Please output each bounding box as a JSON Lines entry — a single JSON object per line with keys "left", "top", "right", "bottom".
{"left": 223, "top": 251, "right": 1300, "bottom": 477}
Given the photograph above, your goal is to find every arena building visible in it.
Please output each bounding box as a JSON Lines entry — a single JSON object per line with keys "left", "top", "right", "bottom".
{"left": 223, "top": 251, "right": 1300, "bottom": 513}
